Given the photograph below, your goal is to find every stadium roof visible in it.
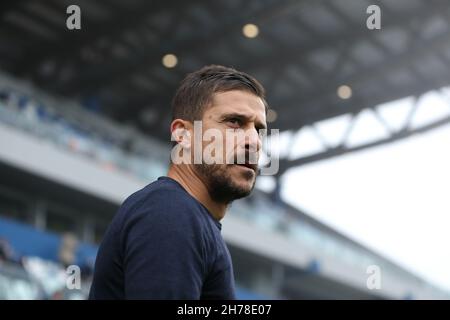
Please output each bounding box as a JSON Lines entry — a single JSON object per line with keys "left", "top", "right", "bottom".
{"left": 1, "top": 0, "right": 450, "bottom": 175}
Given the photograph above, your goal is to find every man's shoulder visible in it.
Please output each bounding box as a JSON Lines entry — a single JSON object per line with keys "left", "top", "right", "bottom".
{"left": 113, "top": 177, "right": 211, "bottom": 246}
{"left": 122, "top": 177, "right": 191, "bottom": 212}
{"left": 117, "top": 177, "right": 205, "bottom": 226}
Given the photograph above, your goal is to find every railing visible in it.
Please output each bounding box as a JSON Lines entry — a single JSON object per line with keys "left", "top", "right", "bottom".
{"left": 0, "top": 99, "right": 167, "bottom": 183}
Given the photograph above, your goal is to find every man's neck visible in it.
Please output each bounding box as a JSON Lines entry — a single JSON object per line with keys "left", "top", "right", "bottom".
{"left": 167, "top": 164, "right": 228, "bottom": 221}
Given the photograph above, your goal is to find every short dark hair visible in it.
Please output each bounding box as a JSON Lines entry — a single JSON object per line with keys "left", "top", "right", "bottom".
{"left": 171, "top": 65, "right": 268, "bottom": 122}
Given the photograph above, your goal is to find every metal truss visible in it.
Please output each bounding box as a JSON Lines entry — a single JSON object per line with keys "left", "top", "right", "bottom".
{"left": 272, "top": 88, "right": 450, "bottom": 177}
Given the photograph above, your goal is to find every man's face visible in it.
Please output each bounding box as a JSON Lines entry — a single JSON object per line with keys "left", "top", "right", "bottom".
{"left": 194, "top": 90, "right": 267, "bottom": 204}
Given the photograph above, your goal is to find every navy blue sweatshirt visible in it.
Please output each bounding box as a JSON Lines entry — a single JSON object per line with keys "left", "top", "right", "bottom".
{"left": 89, "top": 176, "right": 236, "bottom": 300}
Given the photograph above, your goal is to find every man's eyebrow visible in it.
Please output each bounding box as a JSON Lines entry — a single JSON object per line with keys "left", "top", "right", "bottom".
{"left": 221, "top": 112, "right": 267, "bottom": 130}
{"left": 221, "top": 112, "right": 249, "bottom": 120}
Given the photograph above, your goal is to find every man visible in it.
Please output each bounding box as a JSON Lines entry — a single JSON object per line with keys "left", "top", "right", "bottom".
{"left": 89, "top": 65, "right": 268, "bottom": 299}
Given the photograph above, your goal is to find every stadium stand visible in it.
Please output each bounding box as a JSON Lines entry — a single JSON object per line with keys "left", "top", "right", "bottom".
{"left": 0, "top": 74, "right": 449, "bottom": 299}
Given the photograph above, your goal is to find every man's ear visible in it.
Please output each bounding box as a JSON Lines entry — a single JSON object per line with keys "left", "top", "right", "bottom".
{"left": 170, "top": 119, "right": 192, "bottom": 149}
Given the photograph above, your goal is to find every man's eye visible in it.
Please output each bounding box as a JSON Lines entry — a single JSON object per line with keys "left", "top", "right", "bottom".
{"left": 227, "top": 118, "right": 241, "bottom": 126}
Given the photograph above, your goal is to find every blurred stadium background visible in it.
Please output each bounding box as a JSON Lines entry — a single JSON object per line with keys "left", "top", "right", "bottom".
{"left": 1, "top": 0, "right": 450, "bottom": 299}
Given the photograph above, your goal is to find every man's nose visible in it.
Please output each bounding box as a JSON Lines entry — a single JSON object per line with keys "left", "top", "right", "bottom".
{"left": 244, "top": 127, "right": 261, "bottom": 152}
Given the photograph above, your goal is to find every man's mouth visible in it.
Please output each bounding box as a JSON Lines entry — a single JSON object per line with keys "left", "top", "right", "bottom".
{"left": 235, "top": 162, "right": 257, "bottom": 172}
{"left": 230, "top": 153, "right": 259, "bottom": 173}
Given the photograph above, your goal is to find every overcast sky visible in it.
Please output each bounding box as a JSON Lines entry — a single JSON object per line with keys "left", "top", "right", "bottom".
{"left": 279, "top": 89, "right": 450, "bottom": 292}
